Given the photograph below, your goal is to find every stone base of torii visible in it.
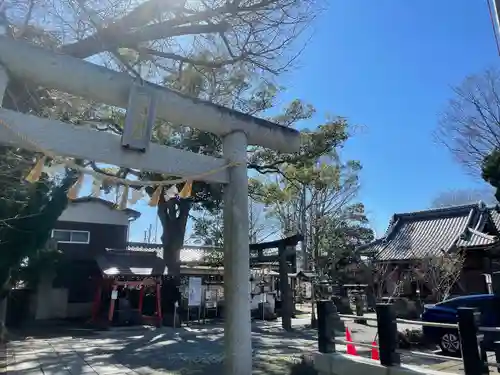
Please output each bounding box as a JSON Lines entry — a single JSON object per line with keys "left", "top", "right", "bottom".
{"left": 0, "top": 34, "right": 300, "bottom": 375}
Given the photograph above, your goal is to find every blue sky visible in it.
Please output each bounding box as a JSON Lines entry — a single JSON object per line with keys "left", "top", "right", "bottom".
{"left": 273, "top": 0, "right": 500, "bottom": 236}
{"left": 99, "top": 0, "right": 499, "bottom": 242}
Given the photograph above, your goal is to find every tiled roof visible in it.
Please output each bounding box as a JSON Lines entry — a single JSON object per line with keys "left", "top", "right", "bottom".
{"left": 360, "top": 203, "right": 500, "bottom": 261}
{"left": 127, "top": 242, "right": 223, "bottom": 264}
{"left": 378, "top": 212, "right": 470, "bottom": 261}
{"left": 127, "top": 242, "right": 163, "bottom": 257}
{"left": 126, "top": 242, "right": 283, "bottom": 264}
{"left": 489, "top": 206, "right": 500, "bottom": 232}
{"left": 456, "top": 227, "right": 497, "bottom": 248}
{"left": 358, "top": 239, "right": 386, "bottom": 255}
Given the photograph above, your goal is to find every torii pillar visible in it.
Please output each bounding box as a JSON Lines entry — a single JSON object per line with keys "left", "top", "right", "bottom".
{"left": 0, "top": 35, "right": 301, "bottom": 375}
{"left": 223, "top": 131, "right": 251, "bottom": 374}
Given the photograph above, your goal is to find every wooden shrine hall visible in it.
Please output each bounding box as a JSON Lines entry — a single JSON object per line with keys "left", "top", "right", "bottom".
{"left": 91, "top": 249, "right": 167, "bottom": 326}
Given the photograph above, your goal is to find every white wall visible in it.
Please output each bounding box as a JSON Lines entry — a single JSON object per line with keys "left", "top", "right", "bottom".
{"left": 314, "top": 353, "right": 456, "bottom": 375}
{"left": 35, "top": 287, "right": 68, "bottom": 320}
{"left": 58, "top": 200, "right": 130, "bottom": 226}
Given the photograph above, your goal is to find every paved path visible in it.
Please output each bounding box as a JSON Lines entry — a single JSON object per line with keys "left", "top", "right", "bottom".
{"left": 7, "top": 322, "right": 321, "bottom": 375}
{"left": 426, "top": 352, "right": 500, "bottom": 374}
{"left": 6, "top": 318, "right": 473, "bottom": 374}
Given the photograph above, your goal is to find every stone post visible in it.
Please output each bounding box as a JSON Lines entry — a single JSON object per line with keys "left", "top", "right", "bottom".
{"left": 223, "top": 131, "right": 252, "bottom": 375}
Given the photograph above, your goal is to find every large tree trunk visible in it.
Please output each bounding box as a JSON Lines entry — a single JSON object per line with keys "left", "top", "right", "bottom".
{"left": 158, "top": 198, "right": 191, "bottom": 326}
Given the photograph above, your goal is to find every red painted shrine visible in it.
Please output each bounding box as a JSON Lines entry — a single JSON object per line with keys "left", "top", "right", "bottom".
{"left": 91, "top": 249, "right": 167, "bottom": 326}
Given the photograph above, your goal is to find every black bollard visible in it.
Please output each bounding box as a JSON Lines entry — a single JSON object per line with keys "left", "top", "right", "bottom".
{"left": 457, "top": 307, "right": 489, "bottom": 375}
{"left": 317, "top": 300, "right": 336, "bottom": 353}
{"left": 376, "top": 304, "right": 400, "bottom": 366}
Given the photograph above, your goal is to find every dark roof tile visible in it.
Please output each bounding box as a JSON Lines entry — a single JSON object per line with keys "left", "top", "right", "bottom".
{"left": 489, "top": 206, "right": 500, "bottom": 232}
{"left": 362, "top": 203, "right": 500, "bottom": 261}
{"left": 377, "top": 213, "right": 471, "bottom": 261}
{"left": 456, "top": 228, "right": 497, "bottom": 248}
{"left": 126, "top": 242, "right": 222, "bottom": 263}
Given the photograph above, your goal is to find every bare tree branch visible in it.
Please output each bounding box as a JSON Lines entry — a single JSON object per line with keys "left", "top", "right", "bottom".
{"left": 436, "top": 68, "right": 500, "bottom": 177}
{"left": 37, "top": 0, "right": 319, "bottom": 76}
{"left": 413, "top": 251, "right": 465, "bottom": 301}
{"left": 430, "top": 188, "right": 497, "bottom": 208}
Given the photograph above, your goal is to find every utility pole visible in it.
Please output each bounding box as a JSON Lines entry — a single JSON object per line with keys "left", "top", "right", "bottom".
{"left": 147, "top": 224, "right": 152, "bottom": 243}
{"left": 493, "top": 0, "right": 500, "bottom": 30}
{"left": 249, "top": 200, "right": 256, "bottom": 243}
{"left": 154, "top": 215, "right": 158, "bottom": 243}
{"left": 309, "top": 191, "right": 317, "bottom": 327}
{"left": 300, "top": 184, "right": 307, "bottom": 271}
{"left": 295, "top": 181, "right": 317, "bottom": 326}
{"left": 489, "top": 0, "right": 500, "bottom": 55}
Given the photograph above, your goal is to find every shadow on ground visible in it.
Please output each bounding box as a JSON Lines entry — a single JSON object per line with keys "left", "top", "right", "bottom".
{"left": 102, "top": 324, "right": 320, "bottom": 374}
{"left": 10, "top": 320, "right": 100, "bottom": 340}
{"left": 7, "top": 321, "right": 455, "bottom": 375}
{"left": 8, "top": 322, "right": 322, "bottom": 374}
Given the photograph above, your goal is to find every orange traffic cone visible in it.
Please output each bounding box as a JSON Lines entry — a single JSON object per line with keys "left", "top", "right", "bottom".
{"left": 371, "top": 340, "right": 379, "bottom": 360}
{"left": 345, "top": 328, "right": 358, "bottom": 356}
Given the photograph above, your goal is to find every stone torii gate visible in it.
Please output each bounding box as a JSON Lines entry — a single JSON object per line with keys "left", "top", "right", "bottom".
{"left": 0, "top": 36, "right": 300, "bottom": 374}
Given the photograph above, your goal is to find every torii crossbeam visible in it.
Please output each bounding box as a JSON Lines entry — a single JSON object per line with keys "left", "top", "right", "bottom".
{"left": 0, "top": 36, "right": 300, "bottom": 375}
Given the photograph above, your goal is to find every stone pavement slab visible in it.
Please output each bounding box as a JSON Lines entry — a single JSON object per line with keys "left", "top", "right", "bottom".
{"left": 7, "top": 322, "right": 320, "bottom": 375}
{"left": 426, "top": 352, "right": 499, "bottom": 374}
{"left": 6, "top": 319, "right": 465, "bottom": 375}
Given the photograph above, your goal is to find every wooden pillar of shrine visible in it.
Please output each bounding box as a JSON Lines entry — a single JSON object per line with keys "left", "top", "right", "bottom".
{"left": 91, "top": 284, "right": 103, "bottom": 323}
{"left": 138, "top": 286, "right": 144, "bottom": 313}
{"left": 108, "top": 284, "right": 118, "bottom": 323}
{"left": 156, "top": 281, "right": 162, "bottom": 327}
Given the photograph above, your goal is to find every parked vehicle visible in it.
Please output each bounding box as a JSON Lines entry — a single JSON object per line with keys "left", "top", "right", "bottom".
{"left": 421, "top": 294, "right": 500, "bottom": 356}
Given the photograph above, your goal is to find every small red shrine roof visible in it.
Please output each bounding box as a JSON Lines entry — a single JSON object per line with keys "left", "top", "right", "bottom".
{"left": 96, "top": 249, "right": 167, "bottom": 277}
